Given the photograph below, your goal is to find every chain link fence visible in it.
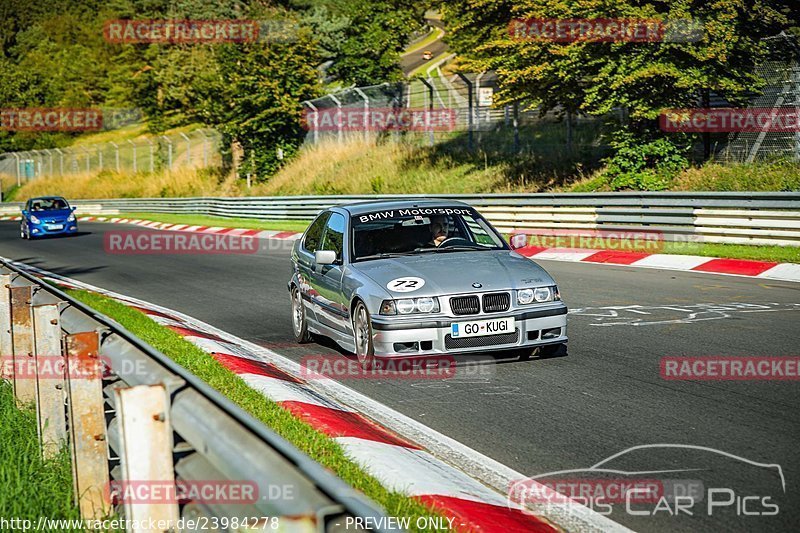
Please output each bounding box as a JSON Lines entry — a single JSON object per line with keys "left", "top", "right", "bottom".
{"left": 0, "top": 129, "right": 222, "bottom": 186}
{"left": 713, "top": 33, "right": 800, "bottom": 162}
{"left": 301, "top": 72, "right": 615, "bottom": 160}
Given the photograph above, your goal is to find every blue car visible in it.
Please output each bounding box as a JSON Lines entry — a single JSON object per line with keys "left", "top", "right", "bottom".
{"left": 20, "top": 196, "right": 79, "bottom": 239}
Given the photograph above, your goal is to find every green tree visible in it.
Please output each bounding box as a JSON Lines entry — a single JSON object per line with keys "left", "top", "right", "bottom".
{"left": 444, "top": 0, "right": 797, "bottom": 124}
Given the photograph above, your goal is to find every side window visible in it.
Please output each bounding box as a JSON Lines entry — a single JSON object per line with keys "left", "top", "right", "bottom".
{"left": 303, "top": 212, "right": 330, "bottom": 253}
{"left": 320, "top": 212, "right": 346, "bottom": 259}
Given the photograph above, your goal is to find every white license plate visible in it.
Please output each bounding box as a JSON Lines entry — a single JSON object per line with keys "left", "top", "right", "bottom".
{"left": 46, "top": 224, "right": 63, "bottom": 230}
{"left": 451, "top": 317, "right": 514, "bottom": 338}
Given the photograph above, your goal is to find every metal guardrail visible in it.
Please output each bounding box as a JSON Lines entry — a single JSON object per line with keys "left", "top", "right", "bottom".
{"left": 1, "top": 192, "right": 797, "bottom": 247}
{"left": 2, "top": 192, "right": 800, "bottom": 246}
{"left": 0, "top": 259, "right": 395, "bottom": 532}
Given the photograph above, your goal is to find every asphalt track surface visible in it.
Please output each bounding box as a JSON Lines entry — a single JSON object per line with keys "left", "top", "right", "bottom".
{"left": 401, "top": 19, "right": 447, "bottom": 76}
{"left": 2, "top": 221, "right": 798, "bottom": 532}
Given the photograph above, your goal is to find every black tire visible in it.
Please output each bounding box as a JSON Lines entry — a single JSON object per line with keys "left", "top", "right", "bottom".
{"left": 352, "top": 301, "right": 376, "bottom": 370}
{"left": 20, "top": 223, "right": 28, "bottom": 240}
{"left": 290, "top": 286, "right": 313, "bottom": 343}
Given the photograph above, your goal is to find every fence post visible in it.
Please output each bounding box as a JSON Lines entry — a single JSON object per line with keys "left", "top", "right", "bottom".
{"left": 794, "top": 66, "right": 800, "bottom": 161}
{"left": 114, "top": 384, "right": 179, "bottom": 529}
{"left": 513, "top": 101, "right": 520, "bottom": 153}
{"left": 32, "top": 301, "right": 67, "bottom": 458}
{"left": 180, "top": 132, "right": 191, "bottom": 166}
{"left": 200, "top": 131, "right": 209, "bottom": 166}
{"left": 128, "top": 140, "right": 137, "bottom": 173}
{"left": 13, "top": 153, "right": 20, "bottom": 186}
{"left": 161, "top": 136, "right": 173, "bottom": 169}
{"left": 0, "top": 272, "right": 12, "bottom": 380}
{"left": 421, "top": 78, "right": 435, "bottom": 147}
{"left": 147, "top": 138, "right": 155, "bottom": 173}
{"left": 10, "top": 285, "right": 35, "bottom": 405}
{"left": 456, "top": 73, "right": 474, "bottom": 152}
{"left": 55, "top": 148, "right": 64, "bottom": 175}
{"left": 65, "top": 331, "right": 111, "bottom": 520}
{"left": 111, "top": 141, "right": 120, "bottom": 172}
{"left": 353, "top": 88, "right": 370, "bottom": 142}
{"left": 328, "top": 94, "right": 343, "bottom": 144}
{"left": 98, "top": 147, "right": 103, "bottom": 171}
{"left": 304, "top": 102, "right": 319, "bottom": 145}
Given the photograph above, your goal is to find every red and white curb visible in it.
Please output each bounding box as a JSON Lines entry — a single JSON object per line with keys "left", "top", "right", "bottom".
{"left": 515, "top": 246, "right": 800, "bottom": 283}
{"left": 5, "top": 258, "right": 629, "bottom": 533}
{"left": 75, "top": 216, "right": 303, "bottom": 240}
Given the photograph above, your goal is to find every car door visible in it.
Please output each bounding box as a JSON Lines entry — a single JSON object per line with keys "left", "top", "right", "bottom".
{"left": 309, "top": 212, "right": 349, "bottom": 333}
{"left": 295, "top": 212, "right": 330, "bottom": 324}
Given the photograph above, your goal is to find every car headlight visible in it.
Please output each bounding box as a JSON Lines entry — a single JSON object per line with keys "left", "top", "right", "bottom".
{"left": 517, "top": 286, "right": 560, "bottom": 304}
{"left": 67, "top": 213, "right": 76, "bottom": 222}
{"left": 29, "top": 215, "right": 40, "bottom": 224}
{"left": 517, "top": 288, "right": 534, "bottom": 305}
{"left": 379, "top": 297, "right": 440, "bottom": 315}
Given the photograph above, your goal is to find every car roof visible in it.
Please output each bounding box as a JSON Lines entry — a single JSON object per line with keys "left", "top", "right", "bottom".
{"left": 338, "top": 199, "right": 471, "bottom": 216}
{"left": 29, "top": 196, "right": 67, "bottom": 201}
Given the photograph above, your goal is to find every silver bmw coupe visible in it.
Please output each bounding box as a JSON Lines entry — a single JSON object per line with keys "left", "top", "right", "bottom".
{"left": 289, "top": 200, "right": 567, "bottom": 368}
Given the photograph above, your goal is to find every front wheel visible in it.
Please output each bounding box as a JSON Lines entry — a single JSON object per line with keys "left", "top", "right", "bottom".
{"left": 19, "top": 222, "right": 28, "bottom": 239}
{"left": 290, "top": 286, "right": 312, "bottom": 343}
{"left": 352, "top": 302, "right": 376, "bottom": 370}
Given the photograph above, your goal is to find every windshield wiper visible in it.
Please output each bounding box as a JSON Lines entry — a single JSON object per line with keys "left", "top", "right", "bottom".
{"left": 432, "top": 245, "right": 491, "bottom": 253}
{"left": 356, "top": 252, "right": 416, "bottom": 261}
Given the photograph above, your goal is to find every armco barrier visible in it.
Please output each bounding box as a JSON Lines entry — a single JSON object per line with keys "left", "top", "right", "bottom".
{"left": 0, "top": 259, "right": 397, "bottom": 532}
{"left": 2, "top": 192, "right": 800, "bottom": 246}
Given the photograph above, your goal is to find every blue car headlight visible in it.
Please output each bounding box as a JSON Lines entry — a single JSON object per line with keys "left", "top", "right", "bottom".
{"left": 29, "top": 215, "right": 40, "bottom": 224}
{"left": 67, "top": 213, "right": 76, "bottom": 222}
{"left": 380, "top": 297, "right": 440, "bottom": 315}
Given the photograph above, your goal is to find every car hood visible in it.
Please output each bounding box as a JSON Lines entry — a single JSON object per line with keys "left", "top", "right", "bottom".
{"left": 350, "top": 250, "right": 556, "bottom": 297}
{"left": 28, "top": 209, "right": 72, "bottom": 220}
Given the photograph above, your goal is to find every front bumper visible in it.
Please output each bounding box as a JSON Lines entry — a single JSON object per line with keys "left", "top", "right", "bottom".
{"left": 26, "top": 222, "right": 78, "bottom": 237}
{"left": 370, "top": 303, "right": 568, "bottom": 357}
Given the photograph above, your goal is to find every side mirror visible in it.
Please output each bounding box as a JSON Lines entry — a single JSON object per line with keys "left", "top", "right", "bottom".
{"left": 315, "top": 250, "right": 337, "bottom": 265}
{"left": 509, "top": 233, "right": 528, "bottom": 250}
{"left": 22, "top": 210, "right": 28, "bottom": 216}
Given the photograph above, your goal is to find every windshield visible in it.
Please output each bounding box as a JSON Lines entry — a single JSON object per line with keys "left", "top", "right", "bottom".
{"left": 352, "top": 206, "right": 507, "bottom": 261}
{"left": 29, "top": 198, "right": 69, "bottom": 211}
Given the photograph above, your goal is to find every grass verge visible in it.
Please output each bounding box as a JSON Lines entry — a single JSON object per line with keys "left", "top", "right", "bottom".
{"left": 64, "top": 289, "right": 445, "bottom": 531}
{"left": 0, "top": 381, "right": 83, "bottom": 530}
{"left": 90, "top": 212, "right": 310, "bottom": 233}
{"left": 659, "top": 241, "right": 800, "bottom": 264}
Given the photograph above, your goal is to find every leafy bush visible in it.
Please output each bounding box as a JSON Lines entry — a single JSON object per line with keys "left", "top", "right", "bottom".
{"left": 602, "top": 135, "right": 689, "bottom": 191}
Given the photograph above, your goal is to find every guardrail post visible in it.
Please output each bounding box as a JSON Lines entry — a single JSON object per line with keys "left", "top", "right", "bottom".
{"left": 0, "top": 273, "right": 12, "bottom": 381}
{"left": 65, "top": 331, "right": 111, "bottom": 520}
{"left": 114, "top": 383, "right": 179, "bottom": 529}
{"left": 32, "top": 302, "right": 67, "bottom": 458}
{"left": 10, "top": 285, "right": 35, "bottom": 405}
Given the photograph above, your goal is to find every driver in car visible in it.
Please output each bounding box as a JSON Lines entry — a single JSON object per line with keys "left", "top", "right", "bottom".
{"left": 429, "top": 216, "right": 449, "bottom": 247}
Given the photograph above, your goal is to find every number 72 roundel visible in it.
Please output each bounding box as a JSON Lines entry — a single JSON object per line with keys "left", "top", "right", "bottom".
{"left": 386, "top": 277, "right": 426, "bottom": 293}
